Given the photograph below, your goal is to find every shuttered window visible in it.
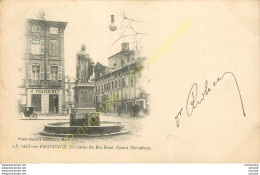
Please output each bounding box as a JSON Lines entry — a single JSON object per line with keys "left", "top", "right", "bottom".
{"left": 50, "top": 27, "right": 58, "bottom": 34}
{"left": 32, "top": 26, "right": 40, "bottom": 32}
{"left": 32, "top": 65, "right": 40, "bottom": 80}
{"left": 50, "top": 40, "right": 58, "bottom": 56}
{"left": 50, "top": 66, "right": 58, "bottom": 80}
{"left": 31, "top": 40, "right": 41, "bottom": 55}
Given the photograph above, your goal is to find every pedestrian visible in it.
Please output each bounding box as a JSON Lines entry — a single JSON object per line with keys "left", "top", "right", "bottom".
{"left": 133, "top": 104, "right": 139, "bottom": 118}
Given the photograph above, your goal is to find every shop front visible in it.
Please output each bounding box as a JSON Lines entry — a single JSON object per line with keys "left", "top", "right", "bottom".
{"left": 27, "top": 88, "right": 63, "bottom": 115}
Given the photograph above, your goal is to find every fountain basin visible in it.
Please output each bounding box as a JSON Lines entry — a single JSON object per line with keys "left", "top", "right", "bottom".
{"left": 41, "top": 121, "right": 129, "bottom": 137}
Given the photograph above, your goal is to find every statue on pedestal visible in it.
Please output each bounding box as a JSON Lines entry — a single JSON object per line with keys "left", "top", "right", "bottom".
{"left": 76, "top": 44, "right": 95, "bottom": 83}
{"left": 72, "top": 44, "right": 98, "bottom": 126}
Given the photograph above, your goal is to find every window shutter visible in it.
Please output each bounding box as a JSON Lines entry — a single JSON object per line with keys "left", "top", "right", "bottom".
{"left": 50, "top": 41, "right": 52, "bottom": 55}
{"left": 47, "top": 66, "right": 50, "bottom": 80}
{"left": 58, "top": 66, "right": 62, "bottom": 80}
{"left": 40, "top": 40, "right": 44, "bottom": 54}
{"left": 40, "top": 65, "right": 44, "bottom": 80}
{"left": 54, "top": 41, "right": 58, "bottom": 55}
{"left": 28, "top": 65, "right": 32, "bottom": 79}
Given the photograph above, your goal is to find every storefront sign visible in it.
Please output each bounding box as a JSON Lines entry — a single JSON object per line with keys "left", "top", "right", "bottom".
{"left": 30, "top": 89, "right": 59, "bottom": 94}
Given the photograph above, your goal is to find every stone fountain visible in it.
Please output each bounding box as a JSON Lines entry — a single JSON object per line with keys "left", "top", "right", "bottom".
{"left": 41, "top": 45, "right": 129, "bottom": 137}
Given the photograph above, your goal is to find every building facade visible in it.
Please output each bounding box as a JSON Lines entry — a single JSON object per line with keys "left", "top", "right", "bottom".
{"left": 94, "top": 43, "right": 150, "bottom": 115}
{"left": 20, "top": 18, "right": 67, "bottom": 115}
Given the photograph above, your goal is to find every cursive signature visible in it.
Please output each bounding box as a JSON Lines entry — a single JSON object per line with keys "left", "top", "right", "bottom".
{"left": 174, "top": 72, "right": 246, "bottom": 127}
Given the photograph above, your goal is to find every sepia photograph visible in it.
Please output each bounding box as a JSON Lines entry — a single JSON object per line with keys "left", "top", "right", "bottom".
{"left": 0, "top": 0, "right": 259, "bottom": 164}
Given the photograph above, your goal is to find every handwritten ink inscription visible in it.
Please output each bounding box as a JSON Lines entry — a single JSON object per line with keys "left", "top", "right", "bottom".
{"left": 174, "top": 72, "right": 246, "bottom": 127}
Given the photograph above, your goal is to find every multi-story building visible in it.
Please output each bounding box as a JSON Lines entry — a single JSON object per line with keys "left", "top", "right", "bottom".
{"left": 94, "top": 43, "right": 150, "bottom": 115}
{"left": 20, "top": 18, "right": 67, "bottom": 115}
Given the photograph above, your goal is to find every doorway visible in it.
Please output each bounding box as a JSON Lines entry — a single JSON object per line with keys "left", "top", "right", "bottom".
{"left": 31, "top": 94, "right": 41, "bottom": 112}
{"left": 49, "top": 94, "right": 58, "bottom": 114}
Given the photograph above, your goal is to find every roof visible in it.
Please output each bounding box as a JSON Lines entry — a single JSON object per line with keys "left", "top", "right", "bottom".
{"left": 94, "top": 57, "right": 146, "bottom": 80}
{"left": 95, "top": 62, "right": 110, "bottom": 69}
{"left": 108, "top": 50, "right": 134, "bottom": 59}
{"left": 27, "top": 18, "right": 68, "bottom": 28}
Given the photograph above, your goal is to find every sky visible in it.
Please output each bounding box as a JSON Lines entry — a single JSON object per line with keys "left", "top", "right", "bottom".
{"left": 24, "top": 1, "right": 147, "bottom": 77}
{"left": 8, "top": 1, "right": 215, "bottom": 85}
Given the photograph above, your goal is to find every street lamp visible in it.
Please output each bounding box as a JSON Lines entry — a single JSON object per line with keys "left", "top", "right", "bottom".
{"left": 109, "top": 15, "right": 117, "bottom": 31}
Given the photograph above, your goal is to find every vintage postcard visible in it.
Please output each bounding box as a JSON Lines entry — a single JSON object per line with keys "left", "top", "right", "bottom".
{"left": 0, "top": 0, "right": 259, "bottom": 163}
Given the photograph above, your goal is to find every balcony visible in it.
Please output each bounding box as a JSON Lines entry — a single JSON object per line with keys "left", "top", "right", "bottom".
{"left": 27, "top": 80, "right": 62, "bottom": 88}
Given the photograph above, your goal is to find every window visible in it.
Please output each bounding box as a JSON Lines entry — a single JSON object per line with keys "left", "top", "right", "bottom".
{"left": 50, "top": 40, "right": 58, "bottom": 55}
{"left": 112, "top": 81, "right": 114, "bottom": 89}
{"left": 32, "top": 26, "right": 40, "bottom": 32}
{"left": 31, "top": 94, "right": 41, "bottom": 112}
{"left": 32, "top": 65, "right": 40, "bottom": 80}
{"left": 28, "top": 64, "right": 44, "bottom": 80}
{"left": 31, "top": 39, "right": 40, "bottom": 54}
{"left": 28, "top": 39, "right": 44, "bottom": 54}
{"left": 50, "top": 27, "right": 58, "bottom": 34}
{"left": 119, "top": 79, "right": 121, "bottom": 88}
{"left": 122, "top": 78, "right": 126, "bottom": 87}
{"left": 50, "top": 66, "right": 58, "bottom": 80}
{"left": 115, "top": 80, "right": 117, "bottom": 88}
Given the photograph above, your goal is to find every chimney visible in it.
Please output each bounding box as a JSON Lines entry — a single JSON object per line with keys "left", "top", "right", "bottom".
{"left": 36, "top": 11, "right": 46, "bottom": 20}
{"left": 121, "top": 42, "right": 129, "bottom": 51}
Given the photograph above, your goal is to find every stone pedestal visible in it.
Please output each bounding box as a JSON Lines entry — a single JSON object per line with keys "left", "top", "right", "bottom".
{"left": 70, "top": 82, "right": 100, "bottom": 126}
